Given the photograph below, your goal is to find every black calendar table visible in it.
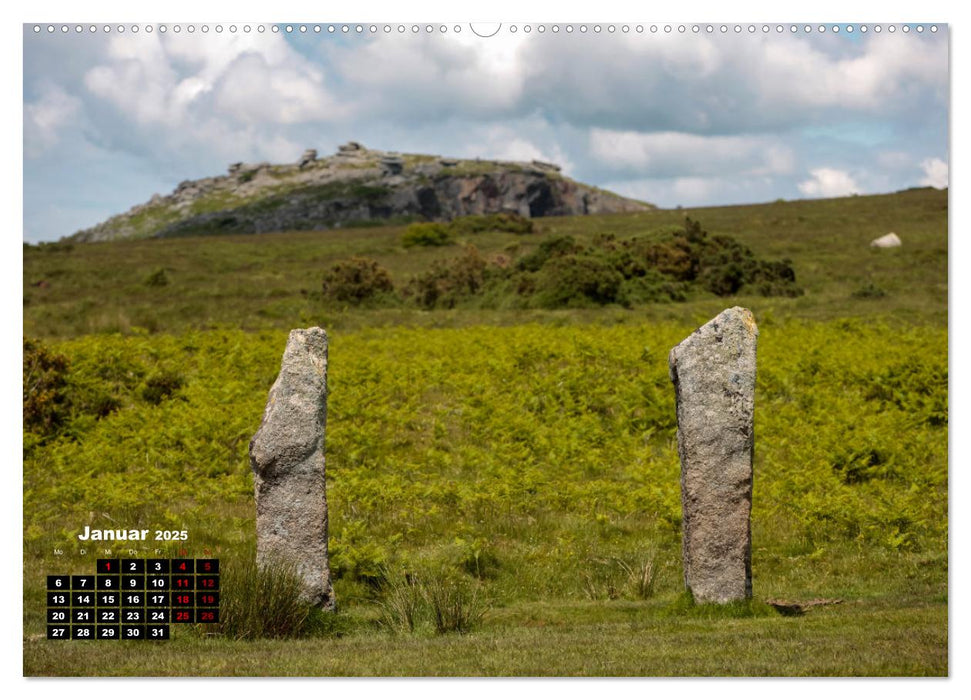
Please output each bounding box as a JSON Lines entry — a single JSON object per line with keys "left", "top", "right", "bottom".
{"left": 47, "top": 559, "right": 219, "bottom": 640}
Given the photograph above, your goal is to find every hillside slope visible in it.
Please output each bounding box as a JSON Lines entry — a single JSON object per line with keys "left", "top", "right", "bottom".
{"left": 26, "top": 187, "right": 947, "bottom": 338}
{"left": 68, "top": 142, "right": 652, "bottom": 242}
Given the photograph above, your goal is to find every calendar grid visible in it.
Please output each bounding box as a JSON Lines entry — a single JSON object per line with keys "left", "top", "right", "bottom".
{"left": 46, "top": 559, "right": 219, "bottom": 640}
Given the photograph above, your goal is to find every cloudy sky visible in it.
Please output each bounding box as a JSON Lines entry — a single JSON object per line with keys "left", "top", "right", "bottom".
{"left": 22, "top": 22, "right": 949, "bottom": 242}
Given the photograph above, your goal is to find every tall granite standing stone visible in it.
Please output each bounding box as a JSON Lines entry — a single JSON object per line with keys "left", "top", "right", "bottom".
{"left": 668, "top": 307, "right": 758, "bottom": 604}
{"left": 250, "top": 328, "right": 335, "bottom": 609}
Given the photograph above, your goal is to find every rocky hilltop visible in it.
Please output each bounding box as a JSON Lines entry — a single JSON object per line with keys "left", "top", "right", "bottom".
{"left": 68, "top": 142, "right": 653, "bottom": 242}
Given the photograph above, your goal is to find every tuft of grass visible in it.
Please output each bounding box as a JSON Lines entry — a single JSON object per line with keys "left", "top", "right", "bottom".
{"left": 581, "top": 554, "right": 664, "bottom": 601}
{"left": 213, "top": 556, "right": 317, "bottom": 640}
{"left": 616, "top": 553, "right": 662, "bottom": 600}
{"left": 377, "top": 568, "right": 487, "bottom": 635}
{"left": 424, "top": 573, "right": 487, "bottom": 635}
{"left": 377, "top": 571, "right": 426, "bottom": 634}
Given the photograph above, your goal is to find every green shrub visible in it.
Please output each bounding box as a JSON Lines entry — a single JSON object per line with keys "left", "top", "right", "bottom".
{"left": 402, "top": 222, "right": 452, "bottom": 248}
{"left": 630, "top": 238, "right": 699, "bottom": 281}
{"left": 321, "top": 257, "right": 395, "bottom": 304}
{"left": 213, "top": 556, "right": 317, "bottom": 640}
{"left": 405, "top": 246, "right": 488, "bottom": 309}
{"left": 695, "top": 234, "right": 802, "bottom": 297}
{"left": 393, "top": 219, "right": 801, "bottom": 309}
{"left": 516, "top": 235, "right": 581, "bottom": 272}
{"left": 534, "top": 252, "right": 624, "bottom": 307}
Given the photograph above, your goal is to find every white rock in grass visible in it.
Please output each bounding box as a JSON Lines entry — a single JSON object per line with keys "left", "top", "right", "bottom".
{"left": 870, "top": 232, "right": 902, "bottom": 248}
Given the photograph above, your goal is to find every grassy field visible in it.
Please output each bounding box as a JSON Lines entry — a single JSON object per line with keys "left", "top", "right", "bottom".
{"left": 22, "top": 189, "right": 948, "bottom": 676}
{"left": 24, "top": 187, "right": 947, "bottom": 338}
{"left": 24, "top": 597, "right": 946, "bottom": 676}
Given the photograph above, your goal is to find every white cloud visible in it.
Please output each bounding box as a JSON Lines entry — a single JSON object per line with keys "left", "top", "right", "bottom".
{"left": 87, "top": 32, "right": 339, "bottom": 125}
{"left": 798, "top": 167, "right": 860, "bottom": 198}
{"left": 211, "top": 52, "right": 337, "bottom": 125}
{"left": 510, "top": 32, "right": 948, "bottom": 134}
{"left": 919, "top": 157, "right": 948, "bottom": 188}
{"left": 589, "top": 129, "right": 795, "bottom": 178}
{"left": 332, "top": 32, "right": 530, "bottom": 121}
{"left": 24, "top": 84, "right": 82, "bottom": 156}
{"left": 79, "top": 32, "right": 341, "bottom": 165}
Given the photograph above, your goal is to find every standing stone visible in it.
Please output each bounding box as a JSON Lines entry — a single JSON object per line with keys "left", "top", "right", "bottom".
{"left": 668, "top": 307, "right": 758, "bottom": 604}
{"left": 250, "top": 328, "right": 335, "bottom": 609}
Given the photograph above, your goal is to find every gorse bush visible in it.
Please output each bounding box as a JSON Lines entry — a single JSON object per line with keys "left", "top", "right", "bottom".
{"left": 402, "top": 222, "right": 452, "bottom": 248}
{"left": 321, "top": 257, "right": 395, "bottom": 304}
{"left": 23, "top": 336, "right": 124, "bottom": 448}
{"left": 404, "top": 246, "right": 488, "bottom": 309}
{"left": 534, "top": 251, "right": 626, "bottom": 307}
{"left": 400, "top": 219, "right": 802, "bottom": 310}
{"left": 214, "top": 556, "right": 315, "bottom": 640}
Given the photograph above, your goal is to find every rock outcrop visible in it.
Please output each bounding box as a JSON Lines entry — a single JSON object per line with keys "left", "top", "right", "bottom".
{"left": 67, "top": 143, "right": 653, "bottom": 242}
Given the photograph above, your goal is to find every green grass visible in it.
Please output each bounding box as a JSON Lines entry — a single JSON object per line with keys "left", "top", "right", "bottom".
{"left": 23, "top": 188, "right": 947, "bottom": 338}
{"left": 24, "top": 596, "right": 945, "bottom": 676}
{"left": 21, "top": 189, "right": 948, "bottom": 676}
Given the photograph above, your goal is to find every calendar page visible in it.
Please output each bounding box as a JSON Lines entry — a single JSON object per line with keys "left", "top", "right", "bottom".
{"left": 21, "top": 14, "right": 949, "bottom": 678}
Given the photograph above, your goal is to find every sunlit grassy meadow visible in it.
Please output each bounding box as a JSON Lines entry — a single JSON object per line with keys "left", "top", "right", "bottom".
{"left": 23, "top": 188, "right": 947, "bottom": 676}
